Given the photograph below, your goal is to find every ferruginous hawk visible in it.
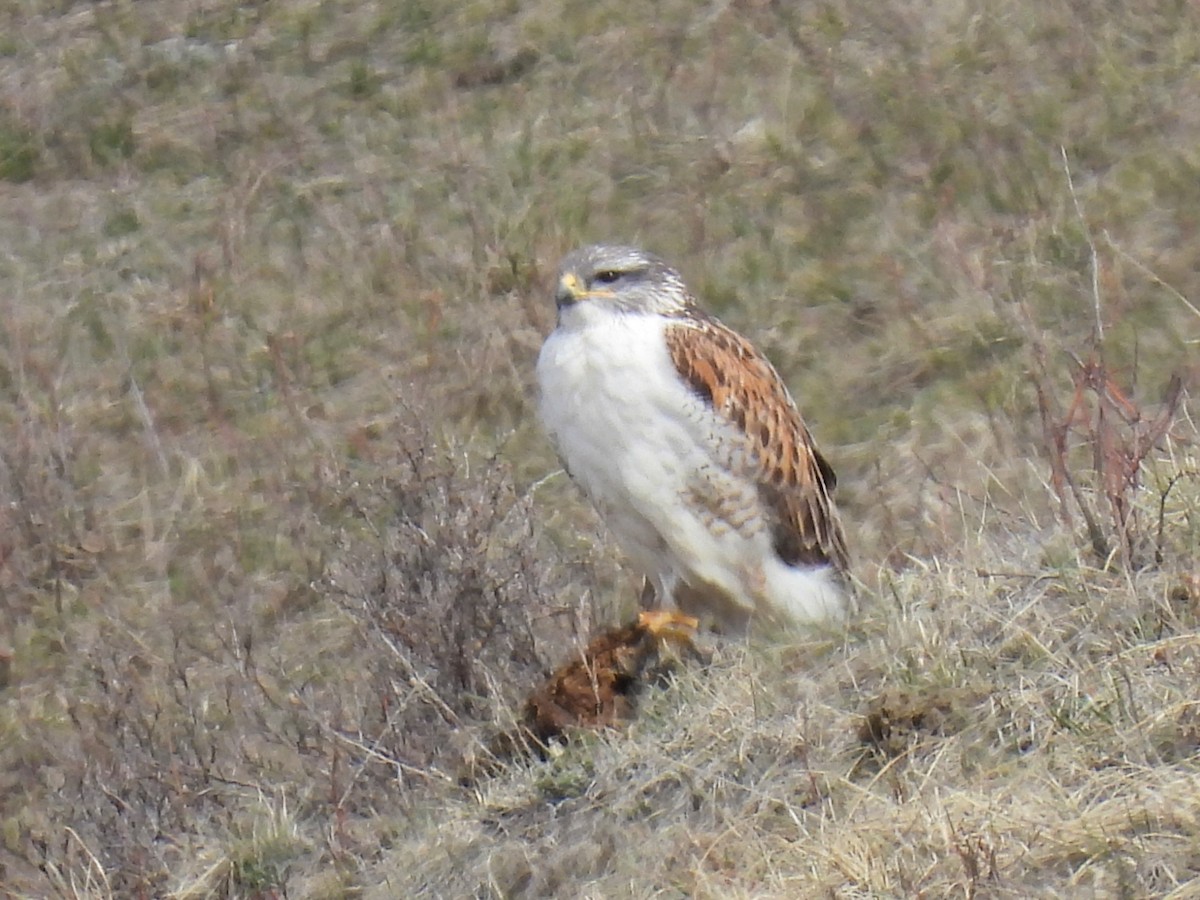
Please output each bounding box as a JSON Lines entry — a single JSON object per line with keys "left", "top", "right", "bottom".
{"left": 537, "top": 244, "right": 851, "bottom": 634}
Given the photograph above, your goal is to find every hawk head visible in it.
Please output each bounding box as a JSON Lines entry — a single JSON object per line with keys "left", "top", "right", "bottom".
{"left": 553, "top": 244, "right": 693, "bottom": 322}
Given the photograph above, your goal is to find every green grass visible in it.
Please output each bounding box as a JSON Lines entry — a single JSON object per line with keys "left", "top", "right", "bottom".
{"left": 0, "top": 0, "right": 1198, "bottom": 895}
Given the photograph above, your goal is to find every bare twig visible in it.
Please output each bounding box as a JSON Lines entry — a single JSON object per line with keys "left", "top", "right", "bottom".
{"left": 1104, "top": 231, "right": 1200, "bottom": 326}
{"left": 1060, "top": 146, "right": 1103, "bottom": 343}
{"left": 1156, "top": 468, "right": 1200, "bottom": 564}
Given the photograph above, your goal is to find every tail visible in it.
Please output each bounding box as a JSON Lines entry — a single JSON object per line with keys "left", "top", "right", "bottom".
{"left": 762, "top": 559, "right": 849, "bottom": 626}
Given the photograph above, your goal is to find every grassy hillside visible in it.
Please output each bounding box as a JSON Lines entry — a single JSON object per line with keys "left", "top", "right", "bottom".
{"left": 1, "top": 0, "right": 1198, "bottom": 895}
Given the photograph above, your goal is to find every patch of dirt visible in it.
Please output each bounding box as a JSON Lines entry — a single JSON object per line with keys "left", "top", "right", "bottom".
{"left": 858, "top": 685, "right": 991, "bottom": 758}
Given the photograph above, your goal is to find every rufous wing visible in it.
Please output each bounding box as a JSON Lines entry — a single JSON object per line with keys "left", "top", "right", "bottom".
{"left": 665, "top": 311, "right": 849, "bottom": 575}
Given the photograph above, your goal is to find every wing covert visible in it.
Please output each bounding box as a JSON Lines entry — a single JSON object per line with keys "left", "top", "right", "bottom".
{"left": 665, "top": 312, "right": 849, "bottom": 575}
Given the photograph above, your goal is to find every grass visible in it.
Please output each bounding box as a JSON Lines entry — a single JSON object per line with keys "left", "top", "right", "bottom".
{"left": 0, "top": 0, "right": 1198, "bottom": 895}
{"left": 380, "top": 558, "right": 1200, "bottom": 897}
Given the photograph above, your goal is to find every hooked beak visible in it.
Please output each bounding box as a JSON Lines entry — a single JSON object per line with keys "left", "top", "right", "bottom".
{"left": 555, "top": 271, "right": 585, "bottom": 310}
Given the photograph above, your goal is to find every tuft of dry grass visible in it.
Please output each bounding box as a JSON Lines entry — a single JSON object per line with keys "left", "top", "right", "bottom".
{"left": 0, "top": 0, "right": 1197, "bottom": 895}
{"left": 375, "top": 545, "right": 1200, "bottom": 898}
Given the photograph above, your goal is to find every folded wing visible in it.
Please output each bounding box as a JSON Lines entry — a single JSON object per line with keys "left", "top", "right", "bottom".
{"left": 664, "top": 310, "right": 849, "bottom": 575}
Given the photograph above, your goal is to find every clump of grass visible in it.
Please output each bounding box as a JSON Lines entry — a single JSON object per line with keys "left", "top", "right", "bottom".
{"left": 374, "top": 536, "right": 1200, "bottom": 896}
{"left": 0, "top": 116, "right": 38, "bottom": 182}
{"left": 88, "top": 117, "right": 135, "bottom": 167}
{"left": 173, "top": 794, "right": 304, "bottom": 899}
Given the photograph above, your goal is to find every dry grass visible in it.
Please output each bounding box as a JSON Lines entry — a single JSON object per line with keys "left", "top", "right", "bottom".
{"left": 1, "top": 0, "right": 1198, "bottom": 896}
{"left": 377, "top": 554, "right": 1200, "bottom": 898}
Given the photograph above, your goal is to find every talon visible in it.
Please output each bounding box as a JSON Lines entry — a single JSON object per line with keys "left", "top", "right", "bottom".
{"left": 638, "top": 609, "right": 699, "bottom": 642}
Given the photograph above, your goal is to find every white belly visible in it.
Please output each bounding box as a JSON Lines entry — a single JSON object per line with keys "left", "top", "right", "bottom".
{"left": 538, "top": 315, "right": 689, "bottom": 569}
{"left": 537, "top": 310, "right": 846, "bottom": 630}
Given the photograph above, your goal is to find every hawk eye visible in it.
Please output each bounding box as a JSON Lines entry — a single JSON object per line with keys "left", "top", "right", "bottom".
{"left": 592, "top": 270, "right": 622, "bottom": 285}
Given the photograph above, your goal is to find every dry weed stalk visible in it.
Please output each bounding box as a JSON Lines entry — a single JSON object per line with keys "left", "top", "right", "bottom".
{"left": 1029, "top": 337, "right": 1183, "bottom": 567}
{"left": 1020, "top": 152, "right": 1191, "bottom": 568}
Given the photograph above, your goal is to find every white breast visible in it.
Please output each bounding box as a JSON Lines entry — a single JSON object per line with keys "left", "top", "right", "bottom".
{"left": 536, "top": 310, "right": 751, "bottom": 608}
{"left": 537, "top": 312, "right": 688, "bottom": 564}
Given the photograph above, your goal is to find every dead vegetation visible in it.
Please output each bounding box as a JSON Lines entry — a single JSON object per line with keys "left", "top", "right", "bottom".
{"left": 0, "top": 0, "right": 1198, "bottom": 896}
{"left": 469, "top": 610, "right": 705, "bottom": 780}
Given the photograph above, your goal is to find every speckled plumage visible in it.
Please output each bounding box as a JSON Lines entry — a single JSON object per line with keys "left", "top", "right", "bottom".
{"left": 536, "top": 244, "right": 850, "bottom": 633}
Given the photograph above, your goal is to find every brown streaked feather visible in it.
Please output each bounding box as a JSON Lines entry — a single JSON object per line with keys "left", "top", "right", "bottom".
{"left": 665, "top": 310, "right": 849, "bottom": 575}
